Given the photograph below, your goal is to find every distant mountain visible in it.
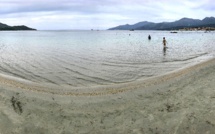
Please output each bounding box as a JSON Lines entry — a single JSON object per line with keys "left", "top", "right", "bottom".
{"left": 202, "top": 17, "right": 215, "bottom": 24}
{"left": 0, "top": 22, "right": 36, "bottom": 31}
{"left": 109, "top": 21, "right": 154, "bottom": 30}
{"left": 0, "top": 22, "right": 10, "bottom": 28}
{"left": 108, "top": 17, "right": 215, "bottom": 30}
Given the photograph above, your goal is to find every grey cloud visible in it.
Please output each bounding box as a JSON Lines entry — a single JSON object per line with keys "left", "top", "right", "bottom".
{"left": 202, "top": 3, "right": 215, "bottom": 11}
{"left": 0, "top": 0, "right": 157, "bottom": 15}
{"left": 0, "top": 0, "right": 119, "bottom": 15}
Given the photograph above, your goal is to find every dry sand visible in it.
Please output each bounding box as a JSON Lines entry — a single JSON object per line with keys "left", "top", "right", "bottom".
{"left": 0, "top": 58, "right": 215, "bottom": 134}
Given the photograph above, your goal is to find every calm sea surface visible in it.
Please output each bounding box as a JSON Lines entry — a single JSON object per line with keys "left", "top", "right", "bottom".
{"left": 0, "top": 30, "right": 214, "bottom": 87}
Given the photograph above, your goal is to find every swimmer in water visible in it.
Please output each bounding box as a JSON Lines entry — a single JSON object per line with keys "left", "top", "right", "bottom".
{"left": 148, "top": 35, "right": 151, "bottom": 40}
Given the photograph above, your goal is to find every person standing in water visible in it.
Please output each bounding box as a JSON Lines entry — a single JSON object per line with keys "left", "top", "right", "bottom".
{"left": 163, "top": 37, "right": 167, "bottom": 47}
{"left": 148, "top": 35, "right": 151, "bottom": 40}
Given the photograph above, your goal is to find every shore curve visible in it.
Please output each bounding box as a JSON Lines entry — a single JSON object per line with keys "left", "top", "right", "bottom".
{"left": 0, "top": 57, "right": 215, "bottom": 133}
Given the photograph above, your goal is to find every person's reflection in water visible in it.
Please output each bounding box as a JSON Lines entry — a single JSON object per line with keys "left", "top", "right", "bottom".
{"left": 163, "top": 47, "right": 167, "bottom": 56}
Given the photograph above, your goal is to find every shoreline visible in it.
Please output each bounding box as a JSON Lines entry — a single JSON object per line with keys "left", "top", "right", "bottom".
{"left": 0, "top": 56, "right": 214, "bottom": 97}
{"left": 0, "top": 57, "right": 215, "bottom": 133}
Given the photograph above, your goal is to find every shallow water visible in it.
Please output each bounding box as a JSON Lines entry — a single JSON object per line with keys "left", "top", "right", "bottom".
{"left": 0, "top": 30, "right": 214, "bottom": 87}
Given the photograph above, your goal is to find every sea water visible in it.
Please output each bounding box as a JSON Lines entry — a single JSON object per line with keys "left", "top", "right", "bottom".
{"left": 0, "top": 30, "right": 214, "bottom": 87}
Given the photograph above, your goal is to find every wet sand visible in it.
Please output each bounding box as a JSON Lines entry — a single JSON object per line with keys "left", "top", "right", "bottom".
{"left": 0, "top": 58, "right": 215, "bottom": 134}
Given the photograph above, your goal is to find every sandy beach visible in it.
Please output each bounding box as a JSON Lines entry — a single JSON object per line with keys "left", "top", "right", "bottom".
{"left": 0, "top": 58, "right": 215, "bottom": 134}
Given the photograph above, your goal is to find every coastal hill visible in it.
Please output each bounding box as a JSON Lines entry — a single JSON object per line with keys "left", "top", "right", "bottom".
{"left": 108, "top": 17, "right": 215, "bottom": 30}
{"left": 0, "top": 22, "right": 36, "bottom": 31}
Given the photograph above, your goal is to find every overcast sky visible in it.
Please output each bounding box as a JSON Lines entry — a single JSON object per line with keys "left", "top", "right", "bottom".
{"left": 0, "top": 0, "right": 214, "bottom": 30}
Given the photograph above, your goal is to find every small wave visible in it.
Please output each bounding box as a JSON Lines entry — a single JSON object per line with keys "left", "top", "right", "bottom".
{"left": 163, "top": 52, "right": 209, "bottom": 63}
{"left": 63, "top": 67, "right": 115, "bottom": 84}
